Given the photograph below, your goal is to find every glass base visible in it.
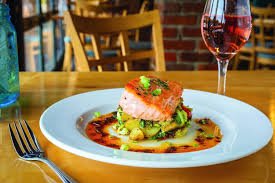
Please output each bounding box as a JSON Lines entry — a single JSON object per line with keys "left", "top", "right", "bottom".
{"left": 0, "top": 92, "right": 19, "bottom": 108}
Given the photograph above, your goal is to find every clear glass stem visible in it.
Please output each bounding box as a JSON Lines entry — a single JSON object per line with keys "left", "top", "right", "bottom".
{"left": 217, "top": 60, "right": 229, "bottom": 95}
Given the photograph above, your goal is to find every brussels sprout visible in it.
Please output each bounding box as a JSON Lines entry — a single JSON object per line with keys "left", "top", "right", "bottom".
{"left": 142, "top": 126, "right": 161, "bottom": 138}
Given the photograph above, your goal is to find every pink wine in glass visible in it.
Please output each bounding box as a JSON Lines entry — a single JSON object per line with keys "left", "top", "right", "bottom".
{"left": 201, "top": 14, "right": 252, "bottom": 61}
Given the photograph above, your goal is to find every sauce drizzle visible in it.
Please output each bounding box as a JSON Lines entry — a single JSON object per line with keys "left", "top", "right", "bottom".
{"left": 85, "top": 113, "right": 222, "bottom": 153}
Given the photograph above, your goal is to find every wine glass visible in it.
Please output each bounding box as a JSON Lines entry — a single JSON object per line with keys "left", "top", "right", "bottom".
{"left": 201, "top": 0, "right": 252, "bottom": 95}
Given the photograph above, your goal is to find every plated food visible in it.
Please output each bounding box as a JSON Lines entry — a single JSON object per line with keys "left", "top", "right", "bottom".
{"left": 40, "top": 85, "right": 273, "bottom": 167}
{"left": 85, "top": 76, "right": 222, "bottom": 153}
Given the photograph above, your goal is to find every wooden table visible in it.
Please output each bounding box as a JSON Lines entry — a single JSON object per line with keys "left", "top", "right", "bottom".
{"left": 0, "top": 71, "right": 274, "bottom": 183}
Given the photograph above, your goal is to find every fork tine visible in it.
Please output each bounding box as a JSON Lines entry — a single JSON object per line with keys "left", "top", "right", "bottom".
{"left": 23, "top": 120, "right": 43, "bottom": 151}
{"left": 18, "top": 120, "right": 36, "bottom": 152}
{"left": 9, "top": 124, "right": 24, "bottom": 157}
{"left": 14, "top": 122, "right": 30, "bottom": 154}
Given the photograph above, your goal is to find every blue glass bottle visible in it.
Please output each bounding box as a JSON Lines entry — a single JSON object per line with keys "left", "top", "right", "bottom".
{"left": 0, "top": 3, "right": 19, "bottom": 108}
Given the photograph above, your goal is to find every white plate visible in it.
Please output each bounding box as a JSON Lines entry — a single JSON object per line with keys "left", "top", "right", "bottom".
{"left": 40, "top": 89, "right": 273, "bottom": 168}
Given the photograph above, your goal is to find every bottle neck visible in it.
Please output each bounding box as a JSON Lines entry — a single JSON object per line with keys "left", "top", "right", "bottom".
{"left": 0, "top": 4, "right": 10, "bottom": 19}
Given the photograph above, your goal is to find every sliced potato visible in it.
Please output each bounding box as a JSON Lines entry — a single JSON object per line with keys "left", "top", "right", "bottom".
{"left": 142, "top": 126, "right": 161, "bottom": 138}
{"left": 125, "top": 119, "right": 140, "bottom": 131}
{"left": 121, "top": 112, "right": 133, "bottom": 122}
{"left": 129, "top": 127, "right": 144, "bottom": 140}
{"left": 160, "top": 121, "right": 184, "bottom": 132}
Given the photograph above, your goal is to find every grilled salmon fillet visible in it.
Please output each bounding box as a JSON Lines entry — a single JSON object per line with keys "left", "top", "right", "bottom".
{"left": 119, "top": 76, "right": 183, "bottom": 121}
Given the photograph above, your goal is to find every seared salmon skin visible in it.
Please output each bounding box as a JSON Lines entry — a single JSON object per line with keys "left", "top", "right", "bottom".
{"left": 119, "top": 76, "right": 183, "bottom": 121}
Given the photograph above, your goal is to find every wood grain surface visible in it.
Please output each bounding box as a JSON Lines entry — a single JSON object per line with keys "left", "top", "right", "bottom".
{"left": 0, "top": 71, "right": 274, "bottom": 183}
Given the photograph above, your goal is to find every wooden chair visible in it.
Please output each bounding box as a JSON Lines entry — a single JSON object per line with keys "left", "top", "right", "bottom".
{"left": 75, "top": 0, "right": 128, "bottom": 50}
{"left": 63, "top": 0, "right": 128, "bottom": 71}
{"left": 63, "top": 10, "right": 166, "bottom": 72}
{"left": 252, "top": 6, "right": 275, "bottom": 69}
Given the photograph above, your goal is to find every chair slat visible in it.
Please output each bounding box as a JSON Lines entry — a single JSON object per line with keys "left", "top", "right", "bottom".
{"left": 70, "top": 11, "right": 160, "bottom": 34}
{"left": 88, "top": 50, "right": 155, "bottom": 67}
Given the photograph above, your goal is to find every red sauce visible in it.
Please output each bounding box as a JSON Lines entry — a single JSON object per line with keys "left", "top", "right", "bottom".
{"left": 85, "top": 113, "right": 222, "bottom": 153}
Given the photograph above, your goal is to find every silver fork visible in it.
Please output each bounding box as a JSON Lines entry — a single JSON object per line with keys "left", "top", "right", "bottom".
{"left": 9, "top": 120, "right": 76, "bottom": 183}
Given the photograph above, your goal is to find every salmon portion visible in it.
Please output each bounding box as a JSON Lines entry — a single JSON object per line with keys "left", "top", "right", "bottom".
{"left": 119, "top": 76, "right": 183, "bottom": 121}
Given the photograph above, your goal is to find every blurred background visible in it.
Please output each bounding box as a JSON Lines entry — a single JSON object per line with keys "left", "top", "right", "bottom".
{"left": 7, "top": 0, "right": 275, "bottom": 71}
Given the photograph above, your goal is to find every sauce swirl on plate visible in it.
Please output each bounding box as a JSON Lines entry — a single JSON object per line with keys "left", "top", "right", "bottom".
{"left": 85, "top": 112, "right": 222, "bottom": 153}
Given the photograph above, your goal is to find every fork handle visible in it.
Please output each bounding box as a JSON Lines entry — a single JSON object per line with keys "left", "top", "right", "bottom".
{"left": 39, "top": 157, "right": 77, "bottom": 183}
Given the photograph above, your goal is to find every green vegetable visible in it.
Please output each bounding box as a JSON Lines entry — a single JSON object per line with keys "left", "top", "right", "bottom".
{"left": 139, "top": 120, "right": 145, "bottom": 128}
{"left": 118, "top": 127, "right": 129, "bottom": 135}
{"left": 199, "top": 119, "right": 209, "bottom": 125}
{"left": 153, "top": 123, "right": 161, "bottom": 128}
{"left": 94, "top": 111, "right": 101, "bottom": 118}
{"left": 193, "top": 143, "right": 199, "bottom": 147}
{"left": 142, "top": 126, "right": 161, "bottom": 138}
{"left": 205, "top": 134, "right": 215, "bottom": 139}
{"left": 140, "top": 76, "right": 150, "bottom": 89}
{"left": 175, "top": 109, "right": 187, "bottom": 125}
{"left": 117, "top": 107, "right": 123, "bottom": 125}
{"left": 120, "top": 144, "right": 129, "bottom": 151}
{"left": 146, "top": 120, "right": 153, "bottom": 128}
{"left": 117, "top": 124, "right": 125, "bottom": 130}
{"left": 152, "top": 88, "right": 162, "bottom": 96}
{"left": 150, "top": 131, "right": 166, "bottom": 140}
{"left": 185, "top": 120, "right": 191, "bottom": 127}
{"left": 112, "top": 123, "right": 120, "bottom": 130}
{"left": 112, "top": 111, "right": 117, "bottom": 119}
{"left": 199, "top": 132, "right": 214, "bottom": 139}
{"left": 157, "top": 131, "right": 166, "bottom": 138}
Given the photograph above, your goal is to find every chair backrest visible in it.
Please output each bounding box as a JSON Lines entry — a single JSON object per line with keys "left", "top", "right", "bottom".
{"left": 64, "top": 10, "right": 166, "bottom": 72}
{"left": 252, "top": 6, "right": 275, "bottom": 54}
{"left": 75, "top": 0, "right": 128, "bottom": 55}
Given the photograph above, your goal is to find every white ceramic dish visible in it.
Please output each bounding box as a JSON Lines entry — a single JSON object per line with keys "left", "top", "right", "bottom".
{"left": 40, "top": 89, "right": 273, "bottom": 168}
